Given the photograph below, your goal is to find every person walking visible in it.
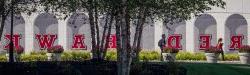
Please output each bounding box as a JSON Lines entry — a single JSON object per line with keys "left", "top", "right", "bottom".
{"left": 216, "top": 38, "right": 225, "bottom": 61}
{"left": 158, "top": 34, "right": 166, "bottom": 61}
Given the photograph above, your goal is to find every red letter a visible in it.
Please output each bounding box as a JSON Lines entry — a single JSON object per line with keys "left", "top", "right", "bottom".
{"left": 72, "top": 34, "right": 87, "bottom": 49}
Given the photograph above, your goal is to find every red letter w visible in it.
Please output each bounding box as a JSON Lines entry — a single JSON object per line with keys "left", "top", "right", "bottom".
{"left": 35, "top": 34, "right": 57, "bottom": 49}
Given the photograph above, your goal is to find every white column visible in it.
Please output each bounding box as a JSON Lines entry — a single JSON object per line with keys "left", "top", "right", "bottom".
{"left": 186, "top": 17, "right": 195, "bottom": 53}
{"left": 214, "top": 13, "right": 226, "bottom": 48}
{"left": 241, "top": 14, "right": 250, "bottom": 46}
{"left": 216, "top": 18, "right": 225, "bottom": 41}
{"left": 154, "top": 18, "right": 163, "bottom": 50}
{"left": 58, "top": 19, "right": 68, "bottom": 50}
{"left": 244, "top": 14, "right": 250, "bottom": 45}
{"left": 246, "top": 18, "right": 250, "bottom": 45}
{"left": 22, "top": 13, "right": 38, "bottom": 54}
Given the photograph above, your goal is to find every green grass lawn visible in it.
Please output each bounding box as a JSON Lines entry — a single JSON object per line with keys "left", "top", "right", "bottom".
{"left": 181, "top": 63, "right": 250, "bottom": 75}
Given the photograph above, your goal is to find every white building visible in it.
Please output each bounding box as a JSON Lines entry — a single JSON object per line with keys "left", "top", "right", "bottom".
{"left": 0, "top": 0, "right": 249, "bottom": 53}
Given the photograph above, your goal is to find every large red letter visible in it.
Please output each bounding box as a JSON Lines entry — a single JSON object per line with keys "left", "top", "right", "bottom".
{"left": 72, "top": 34, "right": 87, "bottom": 49}
{"left": 199, "top": 34, "right": 211, "bottom": 50}
{"left": 35, "top": 34, "right": 57, "bottom": 49}
{"left": 107, "top": 34, "right": 117, "bottom": 48}
{"left": 167, "top": 34, "right": 182, "bottom": 49}
{"left": 230, "top": 35, "right": 244, "bottom": 49}
{"left": 4, "top": 34, "right": 21, "bottom": 49}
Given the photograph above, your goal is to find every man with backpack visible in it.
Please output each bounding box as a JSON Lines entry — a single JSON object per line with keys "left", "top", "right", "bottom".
{"left": 158, "top": 34, "right": 166, "bottom": 61}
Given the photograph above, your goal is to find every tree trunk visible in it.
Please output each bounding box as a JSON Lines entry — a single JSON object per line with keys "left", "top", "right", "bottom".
{"left": 94, "top": 3, "right": 101, "bottom": 60}
{"left": 125, "top": 9, "right": 132, "bottom": 75}
{"left": 131, "top": 19, "right": 140, "bottom": 62}
{"left": 134, "top": 16, "right": 145, "bottom": 61}
{"left": 115, "top": 15, "right": 123, "bottom": 75}
{"left": 0, "top": 0, "right": 6, "bottom": 41}
{"left": 117, "top": 0, "right": 131, "bottom": 74}
{"left": 88, "top": 0, "right": 97, "bottom": 60}
{"left": 132, "top": 7, "right": 146, "bottom": 62}
{"left": 100, "top": 13, "right": 109, "bottom": 59}
{"left": 0, "top": 15, "right": 6, "bottom": 41}
{"left": 9, "top": 1, "right": 14, "bottom": 62}
{"left": 102, "top": 13, "right": 114, "bottom": 59}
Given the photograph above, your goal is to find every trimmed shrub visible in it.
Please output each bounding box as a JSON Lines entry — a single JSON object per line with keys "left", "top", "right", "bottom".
{"left": 61, "top": 52, "right": 74, "bottom": 61}
{"left": 105, "top": 50, "right": 117, "bottom": 61}
{"left": 139, "top": 51, "right": 160, "bottom": 61}
{"left": 20, "top": 54, "right": 47, "bottom": 62}
{"left": 0, "top": 55, "right": 7, "bottom": 62}
{"left": 176, "top": 52, "right": 206, "bottom": 60}
{"left": 219, "top": 53, "right": 239, "bottom": 61}
{"left": 0, "top": 50, "right": 242, "bottom": 62}
{"left": 69, "top": 51, "right": 91, "bottom": 61}
{"left": 30, "top": 51, "right": 47, "bottom": 55}
{"left": 29, "top": 51, "right": 91, "bottom": 61}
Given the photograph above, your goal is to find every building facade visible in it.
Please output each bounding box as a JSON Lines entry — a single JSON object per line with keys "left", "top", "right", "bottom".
{"left": 0, "top": 0, "right": 250, "bottom": 53}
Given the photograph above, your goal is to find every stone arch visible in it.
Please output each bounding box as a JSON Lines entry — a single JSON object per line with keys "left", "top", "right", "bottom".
{"left": 194, "top": 14, "right": 217, "bottom": 51}
{"left": 225, "top": 14, "right": 247, "bottom": 51}
{"left": 0, "top": 14, "right": 25, "bottom": 52}
{"left": 163, "top": 19, "right": 186, "bottom": 50}
{"left": 67, "top": 13, "right": 90, "bottom": 50}
{"left": 34, "top": 13, "right": 58, "bottom": 50}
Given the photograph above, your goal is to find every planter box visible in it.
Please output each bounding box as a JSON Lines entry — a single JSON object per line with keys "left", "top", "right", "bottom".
{"left": 238, "top": 53, "right": 250, "bottom": 64}
{"left": 205, "top": 53, "right": 219, "bottom": 63}
{"left": 53, "top": 53, "right": 62, "bottom": 61}
{"left": 46, "top": 53, "right": 62, "bottom": 61}
{"left": 46, "top": 53, "right": 53, "bottom": 61}
{"left": 162, "top": 53, "right": 176, "bottom": 62}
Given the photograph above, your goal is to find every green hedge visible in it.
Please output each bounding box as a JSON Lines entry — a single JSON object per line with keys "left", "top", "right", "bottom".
{"left": 139, "top": 51, "right": 160, "bottom": 61}
{"left": 62, "top": 51, "right": 91, "bottom": 61}
{"left": 0, "top": 51, "right": 241, "bottom": 62}
{"left": 105, "top": 50, "right": 117, "bottom": 61}
{"left": 104, "top": 50, "right": 161, "bottom": 61}
{"left": 176, "top": 52, "right": 239, "bottom": 61}
{"left": 0, "top": 55, "right": 7, "bottom": 62}
{"left": 21, "top": 54, "right": 47, "bottom": 62}
{"left": 222, "top": 53, "right": 239, "bottom": 61}
{"left": 176, "top": 52, "right": 206, "bottom": 60}
{"left": 24, "top": 51, "right": 91, "bottom": 61}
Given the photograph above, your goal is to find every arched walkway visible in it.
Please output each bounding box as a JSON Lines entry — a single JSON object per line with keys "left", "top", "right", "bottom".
{"left": 34, "top": 13, "right": 58, "bottom": 50}
{"left": 225, "top": 14, "right": 248, "bottom": 51}
{"left": 0, "top": 14, "right": 25, "bottom": 51}
{"left": 163, "top": 19, "right": 186, "bottom": 50}
{"left": 67, "top": 13, "right": 90, "bottom": 50}
{"left": 194, "top": 14, "right": 217, "bottom": 51}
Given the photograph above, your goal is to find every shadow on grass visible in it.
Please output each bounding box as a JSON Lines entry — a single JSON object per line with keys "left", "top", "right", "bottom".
{"left": 181, "top": 62, "right": 250, "bottom": 75}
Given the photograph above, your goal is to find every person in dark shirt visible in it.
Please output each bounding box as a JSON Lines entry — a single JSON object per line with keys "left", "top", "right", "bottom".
{"left": 158, "top": 34, "right": 166, "bottom": 61}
